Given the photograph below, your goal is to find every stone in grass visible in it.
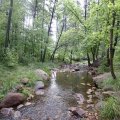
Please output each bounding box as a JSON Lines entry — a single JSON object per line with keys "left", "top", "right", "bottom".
{"left": 21, "top": 78, "right": 29, "bottom": 85}
{"left": 0, "top": 93, "right": 25, "bottom": 109}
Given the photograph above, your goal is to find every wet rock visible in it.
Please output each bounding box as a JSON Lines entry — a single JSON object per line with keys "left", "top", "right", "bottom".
{"left": 17, "top": 104, "right": 24, "bottom": 109}
{"left": 95, "top": 101, "right": 104, "bottom": 109}
{"left": 35, "top": 81, "right": 45, "bottom": 91}
{"left": 24, "top": 102, "right": 32, "bottom": 106}
{"left": 86, "top": 89, "right": 93, "bottom": 95}
{"left": 21, "top": 78, "right": 29, "bottom": 85}
{"left": 27, "top": 94, "right": 34, "bottom": 101}
{"left": 92, "top": 87, "right": 97, "bottom": 90}
{"left": 68, "top": 107, "right": 86, "bottom": 118}
{"left": 88, "top": 95, "right": 92, "bottom": 99}
{"left": 87, "top": 99, "right": 93, "bottom": 104}
{"left": 1, "top": 108, "right": 14, "bottom": 116}
{"left": 13, "top": 111, "right": 21, "bottom": 120}
{"left": 87, "top": 83, "right": 91, "bottom": 86}
{"left": 35, "top": 69, "right": 49, "bottom": 80}
{"left": 35, "top": 89, "right": 45, "bottom": 95}
{"left": 74, "top": 93, "right": 85, "bottom": 104}
{"left": 81, "top": 83, "right": 86, "bottom": 85}
{"left": 0, "top": 93, "right": 25, "bottom": 109}
{"left": 86, "top": 104, "right": 94, "bottom": 109}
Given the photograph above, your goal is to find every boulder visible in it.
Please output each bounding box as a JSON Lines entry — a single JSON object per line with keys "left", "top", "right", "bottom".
{"left": 0, "top": 93, "right": 25, "bottom": 109}
{"left": 35, "top": 81, "right": 45, "bottom": 91}
{"left": 35, "top": 69, "right": 49, "bottom": 80}
{"left": 0, "top": 108, "right": 14, "bottom": 116}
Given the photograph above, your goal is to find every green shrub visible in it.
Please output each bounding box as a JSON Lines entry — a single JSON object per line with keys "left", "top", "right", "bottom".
{"left": 100, "top": 97, "right": 120, "bottom": 120}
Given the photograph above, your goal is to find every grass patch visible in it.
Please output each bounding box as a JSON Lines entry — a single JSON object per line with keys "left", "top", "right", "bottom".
{"left": 0, "top": 62, "right": 59, "bottom": 100}
{"left": 100, "top": 97, "right": 120, "bottom": 120}
{"left": 102, "top": 73, "right": 120, "bottom": 91}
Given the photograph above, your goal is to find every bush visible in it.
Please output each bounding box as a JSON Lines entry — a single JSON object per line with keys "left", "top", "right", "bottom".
{"left": 100, "top": 97, "right": 120, "bottom": 120}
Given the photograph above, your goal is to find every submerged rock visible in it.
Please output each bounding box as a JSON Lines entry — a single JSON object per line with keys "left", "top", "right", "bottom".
{"left": 0, "top": 93, "right": 25, "bottom": 109}
{"left": 68, "top": 107, "right": 86, "bottom": 118}
{"left": 74, "top": 93, "right": 85, "bottom": 104}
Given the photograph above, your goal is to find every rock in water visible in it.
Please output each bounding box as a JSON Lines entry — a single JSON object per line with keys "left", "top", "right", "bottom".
{"left": 35, "top": 69, "right": 49, "bottom": 80}
{"left": 0, "top": 93, "right": 25, "bottom": 109}
{"left": 35, "top": 81, "right": 45, "bottom": 91}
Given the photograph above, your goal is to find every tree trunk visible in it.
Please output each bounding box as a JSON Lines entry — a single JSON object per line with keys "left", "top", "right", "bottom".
{"left": 87, "top": 52, "right": 91, "bottom": 66}
{"left": 4, "top": 0, "right": 13, "bottom": 49}
{"left": 109, "top": 0, "right": 116, "bottom": 79}
{"left": 42, "top": 0, "right": 57, "bottom": 62}
{"left": 50, "top": 21, "right": 64, "bottom": 61}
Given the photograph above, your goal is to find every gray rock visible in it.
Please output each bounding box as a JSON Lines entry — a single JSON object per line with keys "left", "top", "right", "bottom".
{"left": 74, "top": 93, "right": 85, "bottom": 104}
{"left": 102, "top": 91, "right": 115, "bottom": 98}
{"left": 95, "top": 101, "right": 105, "bottom": 109}
{"left": 35, "top": 81, "right": 45, "bottom": 91}
{"left": 35, "top": 69, "right": 49, "bottom": 80}
{"left": 17, "top": 104, "right": 24, "bottom": 109}
{"left": 1, "top": 108, "right": 14, "bottom": 116}
{"left": 13, "top": 111, "right": 21, "bottom": 120}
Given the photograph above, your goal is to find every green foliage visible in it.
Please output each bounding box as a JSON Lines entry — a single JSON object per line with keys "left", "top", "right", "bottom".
{"left": 100, "top": 97, "right": 120, "bottom": 120}
{"left": 4, "top": 48, "right": 18, "bottom": 67}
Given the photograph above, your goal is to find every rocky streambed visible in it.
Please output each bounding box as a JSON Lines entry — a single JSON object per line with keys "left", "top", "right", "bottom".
{"left": 0, "top": 65, "right": 102, "bottom": 120}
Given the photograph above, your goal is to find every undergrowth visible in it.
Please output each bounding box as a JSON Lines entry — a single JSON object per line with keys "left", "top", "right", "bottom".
{"left": 0, "top": 62, "right": 58, "bottom": 100}
{"left": 100, "top": 97, "right": 120, "bottom": 120}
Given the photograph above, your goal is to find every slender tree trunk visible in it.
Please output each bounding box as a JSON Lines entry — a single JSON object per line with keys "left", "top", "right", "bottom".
{"left": 4, "top": 0, "right": 13, "bottom": 49}
{"left": 42, "top": 0, "right": 57, "bottom": 62}
{"left": 109, "top": 0, "right": 116, "bottom": 79}
{"left": 50, "top": 22, "right": 64, "bottom": 61}
{"left": 87, "top": 52, "right": 91, "bottom": 66}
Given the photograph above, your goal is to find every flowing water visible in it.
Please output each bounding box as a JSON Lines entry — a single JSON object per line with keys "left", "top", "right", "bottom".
{"left": 0, "top": 70, "right": 98, "bottom": 120}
